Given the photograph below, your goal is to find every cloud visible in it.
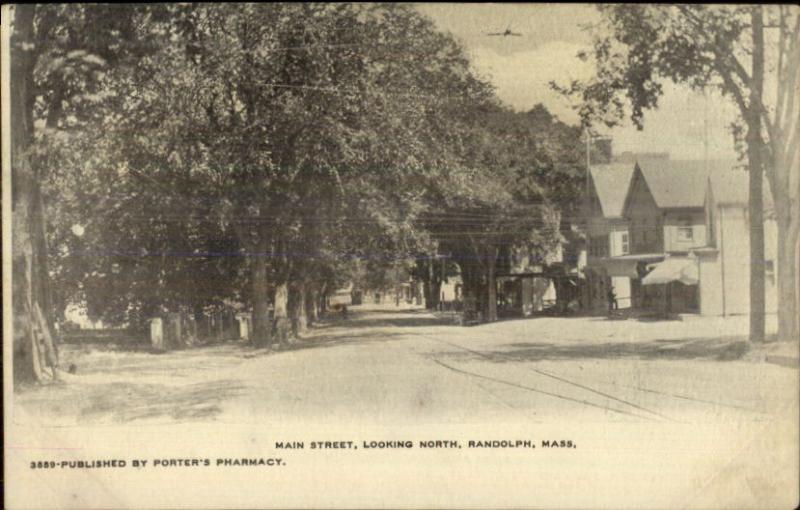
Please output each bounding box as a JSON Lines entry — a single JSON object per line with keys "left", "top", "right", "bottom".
{"left": 606, "top": 82, "right": 739, "bottom": 160}
{"left": 467, "top": 44, "right": 739, "bottom": 160}
{"left": 416, "top": 3, "right": 740, "bottom": 160}
{"left": 467, "top": 41, "right": 592, "bottom": 122}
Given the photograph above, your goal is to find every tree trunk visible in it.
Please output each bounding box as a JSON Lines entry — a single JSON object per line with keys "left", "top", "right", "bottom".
{"left": 290, "top": 281, "right": 308, "bottom": 338}
{"left": 776, "top": 214, "right": 799, "bottom": 342}
{"left": 746, "top": 142, "right": 766, "bottom": 343}
{"left": 458, "top": 260, "right": 480, "bottom": 320}
{"left": 425, "top": 259, "right": 443, "bottom": 310}
{"left": 250, "top": 237, "right": 271, "bottom": 347}
{"left": 11, "top": 5, "right": 60, "bottom": 384}
{"left": 423, "top": 280, "right": 432, "bottom": 309}
{"left": 486, "top": 248, "right": 498, "bottom": 322}
{"left": 307, "top": 286, "right": 319, "bottom": 326}
{"left": 32, "top": 180, "right": 57, "bottom": 339}
{"left": 272, "top": 282, "right": 291, "bottom": 345}
{"left": 747, "top": 6, "right": 766, "bottom": 343}
{"left": 317, "top": 282, "right": 328, "bottom": 317}
{"left": 430, "top": 280, "right": 443, "bottom": 310}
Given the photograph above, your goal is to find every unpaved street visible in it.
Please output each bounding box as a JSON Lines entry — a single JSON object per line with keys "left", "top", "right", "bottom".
{"left": 14, "top": 305, "right": 798, "bottom": 426}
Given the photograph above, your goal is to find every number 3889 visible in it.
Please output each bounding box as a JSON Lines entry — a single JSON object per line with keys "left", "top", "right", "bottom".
{"left": 30, "top": 461, "right": 57, "bottom": 469}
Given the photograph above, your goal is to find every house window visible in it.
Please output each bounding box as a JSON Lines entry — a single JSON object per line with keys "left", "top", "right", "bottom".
{"left": 677, "top": 217, "right": 694, "bottom": 241}
{"left": 620, "top": 233, "right": 629, "bottom": 254}
{"left": 765, "top": 260, "right": 775, "bottom": 285}
{"left": 589, "top": 236, "right": 608, "bottom": 257}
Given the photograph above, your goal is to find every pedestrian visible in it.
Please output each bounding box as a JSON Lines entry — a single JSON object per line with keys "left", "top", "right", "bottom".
{"left": 607, "top": 286, "right": 618, "bottom": 311}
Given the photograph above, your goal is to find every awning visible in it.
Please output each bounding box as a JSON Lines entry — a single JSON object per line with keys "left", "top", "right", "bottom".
{"left": 589, "top": 254, "right": 665, "bottom": 278}
{"left": 642, "top": 257, "right": 698, "bottom": 286}
{"left": 597, "top": 258, "right": 639, "bottom": 278}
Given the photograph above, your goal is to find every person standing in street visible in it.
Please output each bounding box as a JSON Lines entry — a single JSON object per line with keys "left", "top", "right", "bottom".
{"left": 607, "top": 286, "right": 618, "bottom": 311}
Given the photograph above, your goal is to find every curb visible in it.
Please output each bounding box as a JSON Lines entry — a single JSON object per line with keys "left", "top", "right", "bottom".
{"left": 765, "top": 355, "right": 800, "bottom": 368}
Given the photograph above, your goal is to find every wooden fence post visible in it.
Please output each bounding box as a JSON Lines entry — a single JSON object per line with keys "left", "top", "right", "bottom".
{"left": 151, "top": 318, "right": 164, "bottom": 351}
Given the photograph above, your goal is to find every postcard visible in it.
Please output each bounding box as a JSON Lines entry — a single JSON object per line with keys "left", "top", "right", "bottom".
{"left": 4, "top": 4, "right": 799, "bottom": 509}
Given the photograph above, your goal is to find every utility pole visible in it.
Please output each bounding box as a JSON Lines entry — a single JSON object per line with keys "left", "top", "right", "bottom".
{"left": 583, "top": 128, "right": 593, "bottom": 310}
{"left": 582, "top": 129, "right": 612, "bottom": 310}
{"left": 703, "top": 90, "right": 709, "bottom": 173}
{"left": 584, "top": 128, "right": 593, "bottom": 258}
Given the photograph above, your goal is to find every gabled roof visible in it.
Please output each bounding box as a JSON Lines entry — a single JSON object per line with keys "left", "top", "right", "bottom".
{"left": 707, "top": 168, "right": 774, "bottom": 210}
{"left": 589, "top": 163, "right": 635, "bottom": 218}
{"left": 707, "top": 168, "right": 748, "bottom": 205}
{"left": 635, "top": 159, "right": 739, "bottom": 209}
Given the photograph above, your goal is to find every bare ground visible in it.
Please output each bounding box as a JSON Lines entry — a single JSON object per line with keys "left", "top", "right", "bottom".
{"left": 12, "top": 305, "right": 798, "bottom": 426}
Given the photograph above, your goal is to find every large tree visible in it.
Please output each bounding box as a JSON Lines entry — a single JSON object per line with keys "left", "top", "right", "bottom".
{"left": 45, "top": 3, "right": 496, "bottom": 349}
{"left": 12, "top": 3, "right": 594, "bottom": 384}
{"left": 9, "top": 4, "right": 174, "bottom": 383}
{"left": 158, "top": 4, "right": 496, "bottom": 344}
{"left": 557, "top": 5, "right": 800, "bottom": 343}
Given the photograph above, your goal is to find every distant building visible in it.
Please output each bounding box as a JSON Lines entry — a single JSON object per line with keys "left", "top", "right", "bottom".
{"left": 64, "top": 302, "right": 105, "bottom": 329}
{"left": 581, "top": 163, "right": 636, "bottom": 310}
{"left": 440, "top": 276, "right": 462, "bottom": 303}
{"left": 586, "top": 159, "right": 777, "bottom": 316}
{"left": 330, "top": 285, "right": 354, "bottom": 306}
{"left": 694, "top": 170, "right": 777, "bottom": 315}
{"left": 622, "top": 159, "right": 716, "bottom": 312}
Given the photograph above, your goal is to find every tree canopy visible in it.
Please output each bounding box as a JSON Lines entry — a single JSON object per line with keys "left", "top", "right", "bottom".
{"left": 12, "top": 3, "right": 591, "bottom": 383}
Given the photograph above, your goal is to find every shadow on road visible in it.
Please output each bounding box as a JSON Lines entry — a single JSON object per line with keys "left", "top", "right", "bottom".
{"left": 439, "top": 336, "right": 752, "bottom": 363}
{"left": 270, "top": 307, "right": 446, "bottom": 352}
{"left": 284, "top": 330, "right": 409, "bottom": 352}
{"left": 314, "top": 307, "right": 449, "bottom": 330}
{"left": 21, "top": 378, "right": 247, "bottom": 424}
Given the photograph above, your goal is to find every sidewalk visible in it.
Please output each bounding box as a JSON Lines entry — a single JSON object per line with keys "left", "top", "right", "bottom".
{"left": 425, "top": 309, "right": 797, "bottom": 366}
{"left": 745, "top": 341, "right": 800, "bottom": 368}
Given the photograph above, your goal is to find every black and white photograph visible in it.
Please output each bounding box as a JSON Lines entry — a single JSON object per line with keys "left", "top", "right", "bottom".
{"left": 3, "top": 4, "right": 799, "bottom": 509}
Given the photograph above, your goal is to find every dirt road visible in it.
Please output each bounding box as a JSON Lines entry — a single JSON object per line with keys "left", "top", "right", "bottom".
{"left": 13, "top": 305, "right": 798, "bottom": 426}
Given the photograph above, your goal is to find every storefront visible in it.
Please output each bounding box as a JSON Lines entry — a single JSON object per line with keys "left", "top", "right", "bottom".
{"left": 637, "top": 256, "right": 699, "bottom": 314}
{"left": 496, "top": 266, "right": 580, "bottom": 317}
{"left": 583, "top": 253, "right": 663, "bottom": 311}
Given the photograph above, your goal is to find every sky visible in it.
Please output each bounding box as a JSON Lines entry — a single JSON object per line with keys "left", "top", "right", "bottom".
{"left": 414, "top": 3, "right": 740, "bottom": 161}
